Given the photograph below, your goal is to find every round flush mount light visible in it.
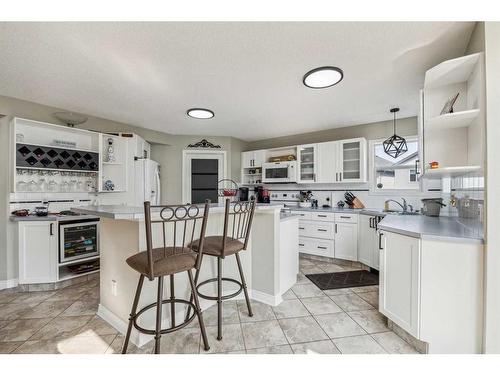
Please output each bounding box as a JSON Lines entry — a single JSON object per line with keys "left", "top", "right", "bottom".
{"left": 187, "top": 108, "right": 214, "bottom": 119}
{"left": 303, "top": 66, "right": 344, "bottom": 89}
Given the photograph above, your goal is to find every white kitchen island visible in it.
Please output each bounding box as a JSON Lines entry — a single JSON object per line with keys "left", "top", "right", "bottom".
{"left": 72, "top": 203, "right": 297, "bottom": 347}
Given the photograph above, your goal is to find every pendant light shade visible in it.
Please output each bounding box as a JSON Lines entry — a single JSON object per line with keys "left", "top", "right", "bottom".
{"left": 383, "top": 108, "right": 408, "bottom": 158}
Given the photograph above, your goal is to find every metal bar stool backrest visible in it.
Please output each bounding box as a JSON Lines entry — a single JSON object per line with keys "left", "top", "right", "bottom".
{"left": 221, "top": 198, "right": 256, "bottom": 252}
{"left": 143, "top": 200, "right": 210, "bottom": 281}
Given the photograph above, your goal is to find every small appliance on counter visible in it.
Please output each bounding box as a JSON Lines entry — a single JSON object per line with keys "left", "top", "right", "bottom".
{"left": 256, "top": 186, "right": 270, "bottom": 203}
{"left": 262, "top": 161, "right": 297, "bottom": 183}
{"left": 238, "top": 187, "right": 249, "bottom": 201}
{"left": 421, "top": 198, "right": 446, "bottom": 217}
{"left": 456, "top": 198, "right": 482, "bottom": 219}
{"left": 34, "top": 206, "right": 49, "bottom": 217}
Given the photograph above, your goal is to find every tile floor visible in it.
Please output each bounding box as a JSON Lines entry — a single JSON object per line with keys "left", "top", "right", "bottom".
{"left": 0, "top": 256, "right": 419, "bottom": 354}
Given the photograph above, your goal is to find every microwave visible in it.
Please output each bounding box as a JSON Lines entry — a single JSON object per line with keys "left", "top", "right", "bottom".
{"left": 262, "top": 161, "right": 297, "bottom": 183}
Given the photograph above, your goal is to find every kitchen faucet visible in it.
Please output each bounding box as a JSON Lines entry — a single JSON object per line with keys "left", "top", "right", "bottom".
{"left": 385, "top": 198, "right": 408, "bottom": 212}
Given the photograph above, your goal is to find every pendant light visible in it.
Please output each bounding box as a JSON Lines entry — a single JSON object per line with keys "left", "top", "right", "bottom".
{"left": 383, "top": 107, "right": 408, "bottom": 158}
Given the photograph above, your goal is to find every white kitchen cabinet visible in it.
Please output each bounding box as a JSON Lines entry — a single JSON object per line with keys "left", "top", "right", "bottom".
{"left": 317, "top": 141, "right": 337, "bottom": 183}
{"left": 357, "top": 214, "right": 381, "bottom": 269}
{"left": 297, "top": 144, "right": 318, "bottom": 183}
{"left": 379, "top": 231, "right": 420, "bottom": 337}
{"left": 334, "top": 222, "right": 358, "bottom": 261}
{"left": 18, "top": 221, "right": 58, "bottom": 284}
{"left": 241, "top": 150, "right": 266, "bottom": 168}
{"left": 336, "top": 138, "right": 367, "bottom": 183}
{"left": 242, "top": 151, "right": 254, "bottom": 168}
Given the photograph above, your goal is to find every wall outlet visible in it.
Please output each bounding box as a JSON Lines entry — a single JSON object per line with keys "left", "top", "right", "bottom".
{"left": 111, "top": 280, "right": 117, "bottom": 296}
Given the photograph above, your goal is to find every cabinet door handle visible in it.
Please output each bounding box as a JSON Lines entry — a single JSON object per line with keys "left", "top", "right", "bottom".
{"left": 369, "top": 217, "right": 373, "bottom": 228}
{"left": 317, "top": 229, "right": 327, "bottom": 232}
{"left": 299, "top": 227, "right": 305, "bottom": 230}
{"left": 335, "top": 224, "right": 338, "bottom": 233}
{"left": 299, "top": 243, "right": 305, "bottom": 247}
{"left": 50, "top": 223, "right": 54, "bottom": 236}
{"left": 339, "top": 172, "right": 342, "bottom": 181}
{"left": 340, "top": 216, "right": 350, "bottom": 219}
{"left": 415, "top": 159, "right": 420, "bottom": 175}
{"left": 317, "top": 246, "right": 327, "bottom": 250}
{"left": 379, "top": 232, "right": 384, "bottom": 250}
{"left": 317, "top": 214, "right": 327, "bottom": 218}
{"left": 335, "top": 172, "right": 338, "bottom": 182}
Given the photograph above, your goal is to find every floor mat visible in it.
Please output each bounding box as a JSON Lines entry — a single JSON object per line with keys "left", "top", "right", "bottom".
{"left": 305, "top": 270, "right": 379, "bottom": 290}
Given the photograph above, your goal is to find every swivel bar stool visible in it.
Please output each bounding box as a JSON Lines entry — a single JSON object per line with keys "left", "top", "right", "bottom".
{"left": 122, "top": 201, "right": 211, "bottom": 354}
{"left": 186, "top": 198, "right": 256, "bottom": 340}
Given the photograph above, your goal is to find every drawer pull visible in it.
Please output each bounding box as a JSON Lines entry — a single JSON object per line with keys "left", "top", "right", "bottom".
{"left": 317, "top": 214, "right": 327, "bottom": 217}
{"left": 340, "top": 216, "right": 351, "bottom": 219}
{"left": 317, "top": 246, "right": 327, "bottom": 250}
{"left": 317, "top": 229, "right": 327, "bottom": 232}
{"left": 299, "top": 227, "right": 305, "bottom": 230}
{"left": 299, "top": 243, "right": 305, "bottom": 247}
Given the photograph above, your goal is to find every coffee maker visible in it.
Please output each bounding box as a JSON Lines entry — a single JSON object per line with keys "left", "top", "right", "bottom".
{"left": 238, "top": 187, "right": 249, "bottom": 201}
{"left": 256, "top": 186, "right": 270, "bottom": 203}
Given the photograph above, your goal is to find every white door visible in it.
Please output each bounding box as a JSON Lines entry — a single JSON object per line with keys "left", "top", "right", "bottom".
{"left": 358, "top": 215, "right": 373, "bottom": 267}
{"left": 183, "top": 150, "right": 227, "bottom": 204}
{"left": 334, "top": 222, "right": 358, "bottom": 261}
{"left": 18, "top": 221, "right": 58, "bottom": 284}
{"left": 253, "top": 150, "right": 267, "bottom": 168}
{"left": 379, "top": 231, "right": 421, "bottom": 337}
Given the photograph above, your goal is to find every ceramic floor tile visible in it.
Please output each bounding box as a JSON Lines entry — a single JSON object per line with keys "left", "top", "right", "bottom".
{"left": 299, "top": 266, "right": 324, "bottom": 275}
{"left": 246, "top": 344, "right": 293, "bottom": 354}
{"left": 0, "top": 303, "right": 40, "bottom": 321}
{"left": 107, "top": 334, "right": 154, "bottom": 354}
{"left": 10, "top": 291, "right": 57, "bottom": 304}
{"left": 296, "top": 273, "right": 313, "bottom": 285}
{"left": 201, "top": 301, "right": 240, "bottom": 326}
{"left": 20, "top": 300, "right": 73, "bottom": 319}
{"left": 81, "top": 287, "right": 100, "bottom": 300}
{"left": 347, "top": 310, "right": 388, "bottom": 334}
{"left": 30, "top": 315, "right": 93, "bottom": 340}
{"left": 371, "top": 332, "right": 419, "bottom": 354}
{"left": 317, "top": 264, "right": 346, "bottom": 273}
{"left": 350, "top": 285, "right": 379, "bottom": 293}
{"left": 241, "top": 320, "right": 288, "bottom": 350}
{"left": 291, "top": 340, "right": 341, "bottom": 354}
{"left": 291, "top": 283, "right": 324, "bottom": 298}
{"left": 78, "top": 315, "right": 118, "bottom": 336}
{"left": 329, "top": 293, "right": 373, "bottom": 312}
{"left": 299, "top": 258, "right": 316, "bottom": 267}
{"left": 323, "top": 288, "right": 354, "bottom": 296}
{"left": 356, "top": 291, "right": 379, "bottom": 309}
{"left": 272, "top": 299, "right": 310, "bottom": 319}
{"left": 46, "top": 288, "right": 86, "bottom": 302}
{"left": 14, "top": 333, "right": 116, "bottom": 354}
{"left": 278, "top": 316, "right": 328, "bottom": 344}
{"left": 0, "top": 318, "right": 52, "bottom": 342}
{"left": 282, "top": 288, "right": 298, "bottom": 300}
{"left": 60, "top": 298, "right": 99, "bottom": 316}
{"left": 0, "top": 289, "right": 21, "bottom": 304}
{"left": 158, "top": 326, "right": 202, "bottom": 354}
{"left": 333, "top": 335, "right": 387, "bottom": 354}
{"left": 201, "top": 323, "right": 245, "bottom": 354}
{"left": 0, "top": 341, "right": 23, "bottom": 354}
{"left": 237, "top": 299, "right": 276, "bottom": 322}
{"left": 314, "top": 312, "right": 366, "bottom": 339}
{"left": 300, "top": 296, "right": 342, "bottom": 315}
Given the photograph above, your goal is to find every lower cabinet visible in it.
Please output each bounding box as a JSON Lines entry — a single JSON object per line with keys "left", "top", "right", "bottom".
{"left": 17, "top": 221, "right": 58, "bottom": 284}
{"left": 379, "top": 231, "right": 420, "bottom": 337}
{"left": 293, "top": 211, "right": 358, "bottom": 261}
{"left": 357, "top": 214, "right": 382, "bottom": 270}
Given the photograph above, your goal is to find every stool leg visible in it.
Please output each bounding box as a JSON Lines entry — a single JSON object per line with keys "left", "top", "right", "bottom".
{"left": 185, "top": 254, "right": 203, "bottom": 321}
{"left": 122, "top": 274, "right": 145, "bottom": 354}
{"left": 217, "top": 257, "right": 223, "bottom": 340}
{"left": 170, "top": 274, "right": 175, "bottom": 328}
{"left": 236, "top": 252, "right": 253, "bottom": 317}
{"left": 188, "top": 269, "right": 210, "bottom": 351}
{"left": 154, "top": 276, "right": 164, "bottom": 354}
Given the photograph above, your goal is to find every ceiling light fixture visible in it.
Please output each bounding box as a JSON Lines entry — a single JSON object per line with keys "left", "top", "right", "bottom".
{"left": 383, "top": 107, "right": 408, "bottom": 159}
{"left": 303, "top": 66, "right": 343, "bottom": 89}
{"left": 187, "top": 108, "right": 214, "bottom": 119}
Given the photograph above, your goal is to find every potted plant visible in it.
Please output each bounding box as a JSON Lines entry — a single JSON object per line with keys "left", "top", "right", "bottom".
{"left": 299, "top": 190, "right": 313, "bottom": 208}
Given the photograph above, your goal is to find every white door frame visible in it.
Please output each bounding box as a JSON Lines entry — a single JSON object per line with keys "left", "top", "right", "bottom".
{"left": 182, "top": 149, "right": 227, "bottom": 204}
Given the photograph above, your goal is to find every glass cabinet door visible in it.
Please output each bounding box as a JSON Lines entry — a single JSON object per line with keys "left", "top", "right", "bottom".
{"left": 297, "top": 144, "right": 317, "bottom": 183}
{"left": 339, "top": 139, "right": 365, "bottom": 182}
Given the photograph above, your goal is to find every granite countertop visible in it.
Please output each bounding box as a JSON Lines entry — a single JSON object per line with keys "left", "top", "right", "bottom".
{"left": 71, "top": 203, "right": 284, "bottom": 220}
{"left": 378, "top": 214, "right": 484, "bottom": 244}
{"left": 10, "top": 214, "right": 99, "bottom": 222}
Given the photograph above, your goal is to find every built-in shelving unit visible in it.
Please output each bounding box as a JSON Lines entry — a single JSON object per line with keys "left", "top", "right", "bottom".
{"left": 98, "top": 133, "right": 128, "bottom": 192}
{"left": 421, "top": 52, "right": 485, "bottom": 179}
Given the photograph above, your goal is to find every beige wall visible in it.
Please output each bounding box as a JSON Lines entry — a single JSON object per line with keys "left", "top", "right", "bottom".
{"left": 245, "top": 116, "right": 418, "bottom": 150}
{"left": 466, "top": 22, "right": 485, "bottom": 55}
{"left": 484, "top": 22, "right": 500, "bottom": 354}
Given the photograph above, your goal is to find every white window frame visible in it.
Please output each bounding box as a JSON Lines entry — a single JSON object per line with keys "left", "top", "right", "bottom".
{"left": 369, "top": 136, "right": 423, "bottom": 195}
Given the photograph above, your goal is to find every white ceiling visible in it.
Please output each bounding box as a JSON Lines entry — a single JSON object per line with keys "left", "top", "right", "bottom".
{"left": 0, "top": 22, "right": 474, "bottom": 141}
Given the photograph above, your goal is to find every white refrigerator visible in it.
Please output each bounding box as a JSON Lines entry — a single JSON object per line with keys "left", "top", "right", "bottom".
{"left": 134, "top": 159, "right": 161, "bottom": 205}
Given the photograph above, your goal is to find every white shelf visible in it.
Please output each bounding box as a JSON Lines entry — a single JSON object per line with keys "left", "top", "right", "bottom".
{"left": 423, "top": 166, "right": 482, "bottom": 179}
{"left": 59, "top": 255, "right": 100, "bottom": 267}
{"left": 16, "top": 141, "right": 97, "bottom": 154}
{"left": 99, "top": 189, "right": 126, "bottom": 193}
{"left": 16, "top": 166, "right": 98, "bottom": 173}
{"left": 424, "top": 53, "right": 480, "bottom": 89}
{"left": 427, "top": 109, "right": 480, "bottom": 130}
{"left": 58, "top": 268, "right": 99, "bottom": 282}
{"left": 243, "top": 173, "right": 261, "bottom": 176}
{"left": 102, "top": 162, "right": 123, "bottom": 165}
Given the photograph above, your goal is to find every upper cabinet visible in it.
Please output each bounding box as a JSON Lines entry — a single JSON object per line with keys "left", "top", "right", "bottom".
{"left": 337, "top": 138, "right": 367, "bottom": 183}
{"left": 297, "top": 144, "right": 318, "bottom": 183}
{"left": 421, "top": 53, "right": 485, "bottom": 179}
{"left": 241, "top": 149, "right": 266, "bottom": 185}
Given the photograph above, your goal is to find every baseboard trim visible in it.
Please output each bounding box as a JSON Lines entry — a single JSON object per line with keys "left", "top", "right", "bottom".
{"left": 0, "top": 278, "right": 19, "bottom": 290}
{"left": 251, "top": 289, "right": 282, "bottom": 306}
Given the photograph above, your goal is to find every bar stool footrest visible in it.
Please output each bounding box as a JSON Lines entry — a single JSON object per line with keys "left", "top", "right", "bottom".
{"left": 196, "top": 277, "right": 243, "bottom": 301}
{"left": 132, "top": 298, "right": 197, "bottom": 335}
